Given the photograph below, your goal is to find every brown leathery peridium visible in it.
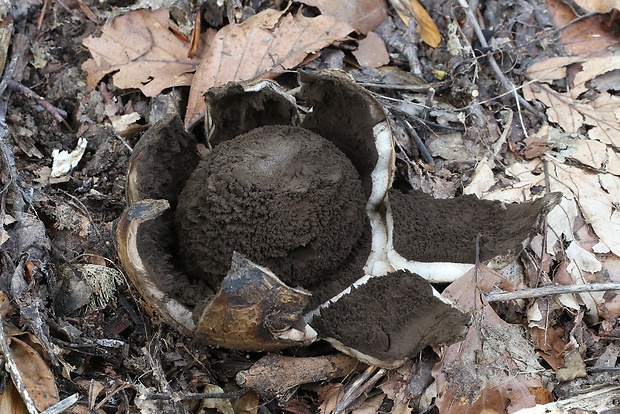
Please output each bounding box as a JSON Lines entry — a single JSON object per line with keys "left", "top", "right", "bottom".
{"left": 116, "top": 71, "right": 561, "bottom": 368}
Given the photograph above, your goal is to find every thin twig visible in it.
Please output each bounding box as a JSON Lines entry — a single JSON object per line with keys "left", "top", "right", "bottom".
{"left": 41, "top": 393, "right": 80, "bottom": 414}
{"left": 392, "top": 112, "right": 434, "bottom": 165}
{"left": 333, "top": 365, "right": 386, "bottom": 414}
{"left": 485, "top": 283, "right": 620, "bottom": 302}
{"left": 145, "top": 390, "right": 248, "bottom": 400}
{"left": 0, "top": 314, "right": 39, "bottom": 414}
{"left": 357, "top": 80, "right": 450, "bottom": 92}
{"left": 7, "top": 79, "right": 68, "bottom": 123}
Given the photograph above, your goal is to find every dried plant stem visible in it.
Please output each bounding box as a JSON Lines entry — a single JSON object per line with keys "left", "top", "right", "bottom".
{"left": 7, "top": 79, "right": 68, "bottom": 124}
{"left": 145, "top": 390, "right": 248, "bottom": 400}
{"left": 394, "top": 113, "right": 434, "bottom": 165}
{"left": 485, "top": 283, "right": 620, "bottom": 302}
{"left": 41, "top": 393, "right": 80, "bottom": 414}
{"left": 333, "top": 365, "right": 387, "bottom": 414}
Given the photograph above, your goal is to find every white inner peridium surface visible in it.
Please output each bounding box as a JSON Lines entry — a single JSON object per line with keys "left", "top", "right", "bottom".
{"left": 311, "top": 120, "right": 476, "bottom": 318}
{"left": 384, "top": 197, "right": 475, "bottom": 283}
{"left": 126, "top": 200, "right": 196, "bottom": 332}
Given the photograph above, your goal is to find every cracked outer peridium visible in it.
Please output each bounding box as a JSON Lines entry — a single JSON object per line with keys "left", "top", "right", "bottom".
{"left": 116, "top": 71, "right": 559, "bottom": 368}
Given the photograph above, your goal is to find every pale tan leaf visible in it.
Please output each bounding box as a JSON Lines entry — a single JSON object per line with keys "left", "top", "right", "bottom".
{"left": 522, "top": 82, "right": 584, "bottom": 132}
{"left": 352, "top": 31, "right": 389, "bottom": 68}
{"left": 387, "top": 0, "right": 441, "bottom": 47}
{"left": 523, "top": 56, "right": 620, "bottom": 149}
{"left": 82, "top": 9, "right": 211, "bottom": 97}
{"left": 485, "top": 158, "right": 620, "bottom": 258}
{"left": 297, "top": 0, "right": 388, "bottom": 34}
{"left": 570, "top": 56, "right": 620, "bottom": 98}
{"left": 573, "top": 0, "right": 620, "bottom": 13}
{"left": 200, "top": 384, "right": 234, "bottom": 414}
{"left": 524, "top": 56, "right": 582, "bottom": 82}
{"left": 463, "top": 157, "right": 495, "bottom": 198}
{"left": 552, "top": 134, "right": 620, "bottom": 176}
{"left": 580, "top": 93, "right": 620, "bottom": 148}
{"left": 184, "top": 9, "right": 354, "bottom": 128}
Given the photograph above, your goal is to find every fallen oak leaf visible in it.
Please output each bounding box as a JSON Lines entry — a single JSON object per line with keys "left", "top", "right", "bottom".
{"left": 1, "top": 330, "right": 59, "bottom": 412}
{"left": 184, "top": 9, "right": 354, "bottom": 128}
{"left": 546, "top": 0, "right": 617, "bottom": 57}
{"left": 573, "top": 0, "right": 620, "bottom": 15}
{"left": 82, "top": 8, "right": 212, "bottom": 97}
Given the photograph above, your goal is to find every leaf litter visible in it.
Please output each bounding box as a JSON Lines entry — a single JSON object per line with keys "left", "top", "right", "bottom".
{"left": 6, "top": 0, "right": 620, "bottom": 412}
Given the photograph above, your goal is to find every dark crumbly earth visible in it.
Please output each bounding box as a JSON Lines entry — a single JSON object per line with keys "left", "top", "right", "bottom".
{"left": 175, "top": 125, "right": 367, "bottom": 292}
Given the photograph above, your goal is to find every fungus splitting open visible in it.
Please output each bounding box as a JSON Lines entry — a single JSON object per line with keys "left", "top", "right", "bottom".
{"left": 116, "top": 71, "right": 559, "bottom": 368}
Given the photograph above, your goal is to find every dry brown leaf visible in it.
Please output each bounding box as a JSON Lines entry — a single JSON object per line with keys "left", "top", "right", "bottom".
{"left": 0, "top": 381, "right": 29, "bottom": 414}
{"left": 574, "top": 0, "right": 620, "bottom": 13}
{"left": 523, "top": 57, "right": 620, "bottom": 149}
{"left": 7, "top": 335, "right": 59, "bottom": 411}
{"left": 531, "top": 326, "right": 566, "bottom": 370}
{"left": 317, "top": 383, "right": 345, "bottom": 414}
{"left": 184, "top": 9, "right": 354, "bottom": 128}
{"left": 433, "top": 266, "right": 546, "bottom": 414}
{"left": 352, "top": 31, "right": 390, "bottom": 68}
{"left": 82, "top": 9, "right": 212, "bottom": 97}
{"left": 546, "top": 0, "right": 618, "bottom": 56}
{"left": 297, "top": 0, "right": 388, "bottom": 34}
{"left": 387, "top": 0, "right": 441, "bottom": 47}
{"left": 351, "top": 394, "right": 384, "bottom": 413}
{"left": 571, "top": 56, "right": 620, "bottom": 97}
{"left": 0, "top": 290, "right": 13, "bottom": 318}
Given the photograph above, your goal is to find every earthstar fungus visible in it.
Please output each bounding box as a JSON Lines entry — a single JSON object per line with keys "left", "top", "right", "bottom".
{"left": 116, "top": 71, "right": 560, "bottom": 368}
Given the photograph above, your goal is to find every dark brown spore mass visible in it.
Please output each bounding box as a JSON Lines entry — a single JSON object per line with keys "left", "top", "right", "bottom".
{"left": 175, "top": 125, "right": 367, "bottom": 292}
{"left": 389, "top": 189, "right": 555, "bottom": 263}
{"left": 128, "top": 114, "right": 200, "bottom": 206}
{"left": 313, "top": 270, "right": 471, "bottom": 363}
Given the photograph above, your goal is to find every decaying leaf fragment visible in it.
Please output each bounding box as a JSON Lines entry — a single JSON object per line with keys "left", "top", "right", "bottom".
{"left": 0, "top": 328, "right": 60, "bottom": 412}
{"left": 296, "top": 0, "right": 388, "bottom": 34}
{"left": 546, "top": 0, "right": 619, "bottom": 56}
{"left": 523, "top": 56, "right": 620, "bottom": 148}
{"left": 387, "top": 0, "right": 441, "bottom": 47}
{"left": 573, "top": 0, "right": 620, "bottom": 13}
{"left": 433, "top": 267, "right": 552, "bottom": 414}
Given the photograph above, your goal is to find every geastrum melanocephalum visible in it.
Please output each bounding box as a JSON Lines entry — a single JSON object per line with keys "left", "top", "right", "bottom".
{"left": 116, "top": 71, "right": 559, "bottom": 368}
